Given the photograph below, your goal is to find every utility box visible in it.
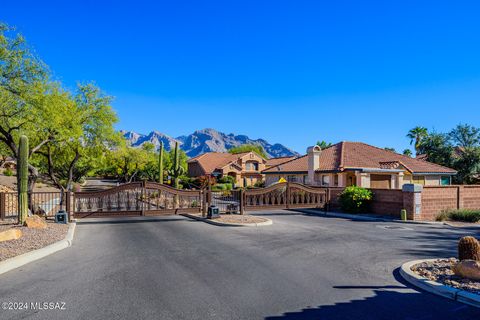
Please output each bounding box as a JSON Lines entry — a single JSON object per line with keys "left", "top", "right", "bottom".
{"left": 207, "top": 206, "right": 220, "bottom": 219}
{"left": 55, "top": 210, "right": 68, "bottom": 224}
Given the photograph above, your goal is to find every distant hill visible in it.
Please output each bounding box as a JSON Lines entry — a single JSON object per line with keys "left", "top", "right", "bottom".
{"left": 120, "top": 128, "right": 299, "bottom": 158}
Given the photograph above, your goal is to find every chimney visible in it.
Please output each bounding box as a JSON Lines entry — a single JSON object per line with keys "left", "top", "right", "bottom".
{"left": 307, "top": 145, "right": 322, "bottom": 185}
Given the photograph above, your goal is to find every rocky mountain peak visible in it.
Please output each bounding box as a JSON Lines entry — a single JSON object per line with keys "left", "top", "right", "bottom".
{"left": 122, "top": 128, "right": 299, "bottom": 158}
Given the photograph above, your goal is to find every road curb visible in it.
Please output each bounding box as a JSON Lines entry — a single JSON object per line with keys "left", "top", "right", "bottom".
{"left": 295, "top": 209, "right": 449, "bottom": 226}
{"left": 400, "top": 259, "right": 480, "bottom": 308}
{"left": 0, "top": 222, "right": 76, "bottom": 276}
{"left": 180, "top": 213, "right": 273, "bottom": 227}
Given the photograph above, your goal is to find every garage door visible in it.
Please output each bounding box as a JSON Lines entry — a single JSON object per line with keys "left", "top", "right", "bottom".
{"left": 370, "top": 175, "right": 391, "bottom": 189}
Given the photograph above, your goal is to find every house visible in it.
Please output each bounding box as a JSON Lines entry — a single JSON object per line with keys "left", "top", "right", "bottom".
{"left": 262, "top": 142, "right": 457, "bottom": 189}
{"left": 188, "top": 152, "right": 269, "bottom": 187}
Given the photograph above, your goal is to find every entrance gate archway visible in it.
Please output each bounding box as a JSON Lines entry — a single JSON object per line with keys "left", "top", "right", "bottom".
{"left": 73, "top": 182, "right": 202, "bottom": 218}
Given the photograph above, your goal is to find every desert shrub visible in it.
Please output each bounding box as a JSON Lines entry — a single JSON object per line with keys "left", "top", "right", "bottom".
{"left": 3, "top": 168, "right": 13, "bottom": 176}
{"left": 253, "top": 180, "right": 265, "bottom": 188}
{"left": 436, "top": 209, "right": 480, "bottom": 223}
{"left": 338, "top": 186, "right": 372, "bottom": 213}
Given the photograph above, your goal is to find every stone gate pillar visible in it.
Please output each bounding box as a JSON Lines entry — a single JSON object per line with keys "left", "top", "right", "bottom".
{"left": 402, "top": 184, "right": 423, "bottom": 220}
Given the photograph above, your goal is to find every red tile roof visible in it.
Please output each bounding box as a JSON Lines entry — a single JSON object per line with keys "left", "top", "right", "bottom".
{"left": 263, "top": 142, "right": 457, "bottom": 174}
{"left": 265, "top": 156, "right": 297, "bottom": 167}
{"left": 188, "top": 152, "right": 249, "bottom": 174}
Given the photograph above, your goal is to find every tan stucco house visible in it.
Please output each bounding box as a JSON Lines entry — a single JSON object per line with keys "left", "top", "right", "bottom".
{"left": 188, "top": 151, "right": 269, "bottom": 187}
{"left": 262, "top": 142, "right": 457, "bottom": 189}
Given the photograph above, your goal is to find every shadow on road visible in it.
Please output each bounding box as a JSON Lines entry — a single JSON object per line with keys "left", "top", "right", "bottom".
{"left": 265, "top": 287, "right": 478, "bottom": 320}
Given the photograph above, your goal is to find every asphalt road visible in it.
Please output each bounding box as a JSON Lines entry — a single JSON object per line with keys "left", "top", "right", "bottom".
{"left": 0, "top": 210, "right": 479, "bottom": 320}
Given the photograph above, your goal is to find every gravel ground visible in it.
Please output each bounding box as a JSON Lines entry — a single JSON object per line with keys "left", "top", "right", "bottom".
{"left": 412, "top": 258, "right": 480, "bottom": 294}
{"left": 215, "top": 214, "right": 269, "bottom": 224}
{"left": 0, "top": 221, "right": 68, "bottom": 261}
{"left": 189, "top": 213, "right": 269, "bottom": 224}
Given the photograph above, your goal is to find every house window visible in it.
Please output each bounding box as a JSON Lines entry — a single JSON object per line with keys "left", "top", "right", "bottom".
{"left": 322, "top": 175, "right": 330, "bottom": 186}
{"left": 334, "top": 174, "right": 339, "bottom": 186}
{"left": 303, "top": 175, "right": 308, "bottom": 184}
{"left": 413, "top": 176, "right": 425, "bottom": 185}
{"left": 287, "top": 175, "right": 297, "bottom": 183}
{"left": 246, "top": 162, "right": 259, "bottom": 171}
{"left": 441, "top": 176, "right": 450, "bottom": 186}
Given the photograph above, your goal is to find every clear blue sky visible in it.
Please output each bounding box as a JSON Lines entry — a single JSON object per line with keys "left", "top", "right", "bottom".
{"left": 2, "top": 1, "right": 480, "bottom": 154}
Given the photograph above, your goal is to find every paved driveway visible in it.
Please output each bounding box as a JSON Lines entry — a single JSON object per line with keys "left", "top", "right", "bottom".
{"left": 0, "top": 210, "right": 479, "bottom": 319}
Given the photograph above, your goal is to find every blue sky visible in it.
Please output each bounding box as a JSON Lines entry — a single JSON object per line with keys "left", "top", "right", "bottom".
{"left": 2, "top": 1, "right": 480, "bottom": 154}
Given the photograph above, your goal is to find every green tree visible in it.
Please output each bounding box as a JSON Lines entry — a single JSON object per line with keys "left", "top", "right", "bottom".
{"left": 316, "top": 141, "right": 333, "bottom": 149}
{"left": 38, "top": 84, "right": 118, "bottom": 190}
{"left": 453, "top": 148, "right": 480, "bottom": 184}
{"left": 448, "top": 124, "right": 480, "bottom": 184}
{"left": 449, "top": 124, "right": 480, "bottom": 149}
{"left": 0, "top": 23, "right": 54, "bottom": 191}
{"left": 229, "top": 144, "right": 267, "bottom": 158}
{"left": 384, "top": 147, "right": 396, "bottom": 152}
{"left": 418, "top": 132, "right": 453, "bottom": 168}
{"left": 407, "top": 126, "right": 429, "bottom": 154}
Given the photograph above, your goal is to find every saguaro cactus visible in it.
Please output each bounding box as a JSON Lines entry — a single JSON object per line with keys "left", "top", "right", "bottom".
{"left": 18, "top": 135, "right": 29, "bottom": 225}
{"left": 168, "top": 142, "right": 185, "bottom": 189}
{"left": 158, "top": 141, "right": 164, "bottom": 184}
{"left": 458, "top": 236, "right": 480, "bottom": 261}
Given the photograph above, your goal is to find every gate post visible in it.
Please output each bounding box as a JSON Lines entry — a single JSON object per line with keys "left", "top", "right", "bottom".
{"left": 201, "top": 189, "right": 205, "bottom": 217}
{"left": 0, "top": 193, "right": 5, "bottom": 220}
{"left": 141, "top": 180, "right": 146, "bottom": 216}
{"left": 240, "top": 189, "right": 245, "bottom": 215}
{"left": 325, "top": 188, "right": 330, "bottom": 212}
{"left": 286, "top": 182, "right": 290, "bottom": 209}
{"left": 66, "top": 191, "right": 71, "bottom": 221}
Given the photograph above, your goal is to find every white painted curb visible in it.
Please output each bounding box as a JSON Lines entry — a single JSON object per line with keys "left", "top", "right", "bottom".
{"left": 181, "top": 213, "right": 273, "bottom": 227}
{"left": 400, "top": 259, "right": 480, "bottom": 308}
{"left": 0, "top": 222, "right": 76, "bottom": 276}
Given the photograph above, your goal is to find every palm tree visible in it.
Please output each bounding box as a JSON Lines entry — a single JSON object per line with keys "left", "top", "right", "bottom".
{"left": 316, "top": 141, "right": 333, "bottom": 150}
{"left": 403, "top": 149, "right": 412, "bottom": 157}
{"left": 407, "top": 127, "right": 428, "bottom": 154}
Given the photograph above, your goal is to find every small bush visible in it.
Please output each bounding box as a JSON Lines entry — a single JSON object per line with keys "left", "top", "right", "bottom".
{"left": 436, "top": 209, "right": 480, "bottom": 223}
{"left": 338, "top": 186, "right": 372, "bottom": 213}
{"left": 3, "top": 168, "right": 13, "bottom": 176}
{"left": 218, "top": 175, "right": 236, "bottom": 185}
{"left": 253, "top": 180, "right": 265, "bottom": 188}
{"left": 212, "top": 183, "right": 228, "bottom": 191}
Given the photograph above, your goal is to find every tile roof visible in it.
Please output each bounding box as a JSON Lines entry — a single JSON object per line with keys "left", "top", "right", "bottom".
{"left": 265, "top": 156, "right": 297, "bottom": 167}
{"left": 187, "top": 152, "right": 250, "bottom": 175}
{"left": 263, "top": 142, "right": 457, "bottom": 174}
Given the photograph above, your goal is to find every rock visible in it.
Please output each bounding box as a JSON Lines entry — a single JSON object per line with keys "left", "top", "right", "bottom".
{"left": 0, "top": 228, "right": 22, "bottom": 242}
{"left": 453, "top": 260, "right": 480, "bottom": 281}
{"left": 25, "top": 215, "right": 47, "bottom": 229}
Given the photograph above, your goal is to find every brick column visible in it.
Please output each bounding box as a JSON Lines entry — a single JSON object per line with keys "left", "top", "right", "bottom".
{"left": 402, "top": 184, "right": 423, "bottom": 221}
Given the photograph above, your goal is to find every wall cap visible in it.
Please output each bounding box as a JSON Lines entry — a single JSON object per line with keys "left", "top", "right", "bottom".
{"left": 402, "top": 184, "right": 423, "bottom": 193}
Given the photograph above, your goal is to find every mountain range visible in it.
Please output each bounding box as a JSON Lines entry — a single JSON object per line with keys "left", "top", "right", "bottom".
{"left": 120, "top": 128, "right": 299, "bottom": 158}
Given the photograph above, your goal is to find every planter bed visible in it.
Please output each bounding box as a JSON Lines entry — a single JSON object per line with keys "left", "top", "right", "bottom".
{"left": 411, "top": 258, "right": 480, "bottom": 295}
{"left": 0, "top": 221, "right": 68, "bottom": 261}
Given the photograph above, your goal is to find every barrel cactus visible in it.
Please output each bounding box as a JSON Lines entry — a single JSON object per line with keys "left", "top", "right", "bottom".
{"left": 458, "top": 236, "right": 480, "bottom": 261}
{"left": 18, "top": 135, "right": 29, "bottom": 225}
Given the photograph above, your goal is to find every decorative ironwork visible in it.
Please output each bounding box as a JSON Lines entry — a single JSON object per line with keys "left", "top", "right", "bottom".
{"left": 73, "top": 182, "right": 202, "bottom": 218}
{"left": 244, "top": 182, "right": 326, "bottom": 210}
